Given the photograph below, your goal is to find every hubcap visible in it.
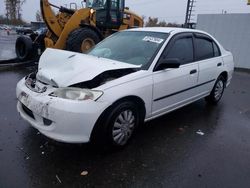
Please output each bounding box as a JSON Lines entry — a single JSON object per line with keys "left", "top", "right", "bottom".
{"left": 81, "top": 38, "right": 95, "bottom": 52}
{"left": 214, "top": 80, "right": 224, "bottom": 100}
{"left": 112, "top": 110, "right": 135, "bottom": 145}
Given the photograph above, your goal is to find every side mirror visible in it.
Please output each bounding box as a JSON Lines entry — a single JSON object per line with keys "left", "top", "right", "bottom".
{"left": 155, "top": 58, "right": 181, "bottom": 71}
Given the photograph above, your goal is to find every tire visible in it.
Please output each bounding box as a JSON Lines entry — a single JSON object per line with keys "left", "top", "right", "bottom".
{"left": 15, "top": 35, "right": 33, "bottom": 60}
{"left": 205, "top": 75, "right": 226, "bottom": 105}
{"left": 92, "top": 101, "right": 140, "bottom": 148}
{"left": 65, "top": 28, "right": 100, "bottom": 53}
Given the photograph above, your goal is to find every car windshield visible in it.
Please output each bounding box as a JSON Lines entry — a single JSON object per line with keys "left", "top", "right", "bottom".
{"left": 88, "top": 31, "right": 169, "bottom": 67}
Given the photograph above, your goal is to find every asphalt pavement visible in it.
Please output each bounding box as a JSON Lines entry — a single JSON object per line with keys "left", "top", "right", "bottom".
{"left": 0, "top": 65, "right": 250, "bottom": 188}
{"left": 0, "top": 30, "right": 17, "bottom": 60}
{"left": 1, "top": 32, "right": 250, "bottom": 188}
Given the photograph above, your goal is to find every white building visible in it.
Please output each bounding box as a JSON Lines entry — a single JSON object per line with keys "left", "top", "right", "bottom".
{"left": 197, "top": 13, "right": 250, "bottom": 69}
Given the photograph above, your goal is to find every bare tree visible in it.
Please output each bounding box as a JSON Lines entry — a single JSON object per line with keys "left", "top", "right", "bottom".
{"left": 145, "top": 17, "right": 159, "bottom": 27}
{"left": 145, "top": 17, "right": 181, "bottom": 27}
{"left": 36, "top": 10, "right": 43, "bottom": 22}
{"left": 17, "top": 0, "right": 25, "bottom": 20}
{"left": 5, "top": 0, "right": 26, "bottom": 24}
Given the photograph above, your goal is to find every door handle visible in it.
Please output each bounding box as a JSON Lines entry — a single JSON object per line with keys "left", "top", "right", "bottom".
{"left": 190, "top": 69, "right": 197, "bottom": 74}
{"left": 217, "top": 62, "right": 222, "bottom": 67}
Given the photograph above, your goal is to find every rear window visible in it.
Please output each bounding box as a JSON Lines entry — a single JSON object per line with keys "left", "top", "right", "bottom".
{"left": 213, "top": 42, "right": 221, "bottom": 57}
{"left": 195, "top": 38, "right": 214, "bottom": 61}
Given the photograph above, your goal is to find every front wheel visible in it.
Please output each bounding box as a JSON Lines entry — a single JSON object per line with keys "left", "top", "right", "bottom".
{"left": 205, "top": 75, "right": 225, "bottom": 104}
{"left": 93, "top": 101, "right": 140, "bottom": 148}
{"left": 65, "top": 28, "right": 100, "bottom": 53}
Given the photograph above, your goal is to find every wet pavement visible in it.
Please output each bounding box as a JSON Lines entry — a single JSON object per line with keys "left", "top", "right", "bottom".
{"left": 0, "top": 30, "right": 17, "bottom": 60}
{"left": 0, "top": 66, "right": 250, "bottom": 188}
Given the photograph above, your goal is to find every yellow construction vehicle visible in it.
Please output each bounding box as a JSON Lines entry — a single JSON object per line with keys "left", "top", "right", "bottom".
{"left": 15, "top": 0, "right": 143, "bottom": 60}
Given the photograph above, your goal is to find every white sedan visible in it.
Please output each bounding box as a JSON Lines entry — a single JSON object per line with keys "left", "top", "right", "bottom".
{"left": 16, "top": 27, "right": 234, "bottom": 147}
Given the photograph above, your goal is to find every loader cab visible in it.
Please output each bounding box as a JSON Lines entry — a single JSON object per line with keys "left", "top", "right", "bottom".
{"left": 86, "top": 0, "right": 124, "bottom": 29}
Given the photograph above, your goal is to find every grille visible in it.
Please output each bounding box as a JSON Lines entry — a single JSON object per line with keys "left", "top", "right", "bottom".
{"left": 43, "top": 117, "right": 52, "bottom": 126}
{"left": 22, "top": 104, "right": 35, "bottom": 119}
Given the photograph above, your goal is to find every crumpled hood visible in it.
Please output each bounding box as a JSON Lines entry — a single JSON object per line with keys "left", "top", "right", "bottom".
{"left": 36, "top": 48, "right": 139, "bottom": 87}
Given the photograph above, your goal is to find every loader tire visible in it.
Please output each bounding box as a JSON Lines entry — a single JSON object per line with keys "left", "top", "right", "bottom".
{"left": 15, "top": 35, "right": 33, "bottom": 60}
{"left": 66, "top": 28, "right": 100, "bottom": 53}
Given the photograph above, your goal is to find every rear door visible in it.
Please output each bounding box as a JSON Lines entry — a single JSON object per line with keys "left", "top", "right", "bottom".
{"left": 193, "top": 33, "right": 223, "bottom": 94}
{"left": 152, "top": 33, "right": 199, "bottom": 116}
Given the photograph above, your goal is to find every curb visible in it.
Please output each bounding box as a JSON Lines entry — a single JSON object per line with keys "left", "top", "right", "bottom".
{"left": 0, "top": 58, "right": 37, "bottom": 70}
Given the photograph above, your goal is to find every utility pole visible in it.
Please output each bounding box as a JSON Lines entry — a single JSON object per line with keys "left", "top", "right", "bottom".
{"left": 184, "top": 0, "right": 195, "bottom": 28}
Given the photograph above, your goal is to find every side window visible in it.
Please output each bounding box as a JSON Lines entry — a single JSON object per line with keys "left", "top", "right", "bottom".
{"left": 134, "top": 18, "right": 140, "bottom": 27}
{"left": 111, "top": 0, "right": 118, "bottom": 9}
{"left": 119, "top": 0, "right": 124, "bottom": 10}
{"left": 164, "top": 37, "right": 194, "bottom": 64}
{"left": 195, "top": 38, "right": 214, "bottom": 61}
{"left": 213, "top": 42, "right": 221, "bottom": 57}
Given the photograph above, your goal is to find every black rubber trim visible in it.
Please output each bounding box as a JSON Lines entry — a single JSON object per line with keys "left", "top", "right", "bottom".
{"left": 43, "top": 117, "right": 52, "bottom": 126}
{"left": 22, "top": 104, "right": 35, "bottom": 119}
{"left": 190, "top": 69, "right": 197, "bottom": 74}
{"left": 217, "top": 62, "right": 222, "bottom": 67}
{"left": 154, "top": 79, "right": 216, "bottom": 102}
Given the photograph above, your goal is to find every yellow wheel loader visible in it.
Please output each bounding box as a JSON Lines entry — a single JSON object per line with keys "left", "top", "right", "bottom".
{"left": 15, "top": 0, "right": 143, "bottom": 60}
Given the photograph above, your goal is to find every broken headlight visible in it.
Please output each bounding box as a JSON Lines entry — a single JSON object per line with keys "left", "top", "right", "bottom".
{"left": 50, "top": 88, "right": 103, "bottom": 101}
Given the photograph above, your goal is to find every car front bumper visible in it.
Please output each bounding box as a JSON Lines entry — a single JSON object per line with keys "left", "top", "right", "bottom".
{"left": 16, "top": 78, "right": 109, "bottom": 143}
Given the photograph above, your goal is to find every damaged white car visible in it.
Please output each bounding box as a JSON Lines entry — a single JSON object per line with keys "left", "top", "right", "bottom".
{"left": 16, "top": 27, "right": 234, "bottom": 147}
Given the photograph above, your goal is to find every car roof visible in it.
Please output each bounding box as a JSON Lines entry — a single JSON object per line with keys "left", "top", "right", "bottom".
{"left": 129, "top": 27, "right": 208, "bottom": 35}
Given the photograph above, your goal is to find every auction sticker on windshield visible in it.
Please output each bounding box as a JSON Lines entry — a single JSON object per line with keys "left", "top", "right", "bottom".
{"left": 143, "top": 36, "right": 164, "bottom": 44}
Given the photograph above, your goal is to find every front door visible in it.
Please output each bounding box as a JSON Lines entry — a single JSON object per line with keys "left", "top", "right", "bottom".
{"left": 152, "top": 33, "right": 199, "bottom": 117}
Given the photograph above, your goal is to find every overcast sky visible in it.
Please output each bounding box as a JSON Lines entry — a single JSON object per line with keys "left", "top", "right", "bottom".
{"left": 0, "top": 0, "right": 249, "bottom": 24}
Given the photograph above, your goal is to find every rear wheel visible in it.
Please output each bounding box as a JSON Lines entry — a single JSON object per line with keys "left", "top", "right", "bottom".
{"left": 205, "top": 75, "right": 225, "bottom": 104}
{"left": 66, "top": 28, "right": 100, "bottom": 53}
